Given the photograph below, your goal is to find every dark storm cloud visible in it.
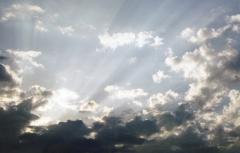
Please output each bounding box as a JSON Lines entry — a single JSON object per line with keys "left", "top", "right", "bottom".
{"left": 136, "top": 126, "right": 219, "bottom": 153}
{"left": 158, "top": 104, "right": 194, "bottom": 130}
{"left": 0, "top": 114, "right": 158, "bottom": 153}
{"left": 0, "top": 99, "right": 38, "bottom": 151}
{"left": 0, "top": 63, "right": 21, "bottom": 101}
{"left": 0, "top": 55, "right": 7, "bottom": 61}
{"left": 0, "top": 101, "right": 239, "bottom": 153}
{"left": 0, "top": 64, "right": 14, "bottom": 82}
{"left": 94, "top": 116, "right": 158, "bottom": 145}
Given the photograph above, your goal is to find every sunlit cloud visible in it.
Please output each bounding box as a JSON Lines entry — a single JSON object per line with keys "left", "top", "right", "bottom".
{"left": 104, "top": 85, "right": 148, "bottom": 100}
{"left": 148, "top": 90, "right": 181, "bottom": 114}
{"left": 31, "top": 88, "right": 80, "bottom": 126}
{"left": 227, "top": 14, "right": 240, "bottom": 23}
{"left": 180, "top": 26, "right": 229, "bottom": 44}
{"left": 6, "top": 49, "right": 43, "bottom": 73}
{"left": 98, "top": 31, "right": 163, "bottom": 50}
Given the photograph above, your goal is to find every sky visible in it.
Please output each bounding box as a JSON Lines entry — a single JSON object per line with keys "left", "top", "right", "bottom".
{"left": 0, "top": 0, "right": 240, "bottom": 153}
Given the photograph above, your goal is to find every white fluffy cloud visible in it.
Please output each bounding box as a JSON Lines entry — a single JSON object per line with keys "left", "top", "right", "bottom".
{"left": 180, "top": 26, "right": 229, "bottom": 44}
{"left": 32, "top": 88, "right": 113, "bottom": 126}
{"left": 227, "top": 14, "right": 240, "bottom": 33}
{"left": 135, "top": 32, "right": 163, "bottom": 48}
{"left": 221, "top": 90, "right": 240, "bottom": 126}
{"left": 166, "top": 45, "right": 240, "bottom": 108}
{"left": 31, "top": 88, "right": 80, "bottom": 126}
{"left": 165, "top": 16, "right": 240, "bottom": 136}
{"left": 148, "top": 90, "right": 181, "bottom": 114}
{"left": 104, "top": 85, "right": 148, "bottom": 100}
{"left": 6, "top": 49, "right": 43, "bottom": 73}
{"left": 181, "top": 14, "right": 240, "bottom": 44}
{"left": 227, "top": 14, "right": 240, "bottom": 23}
{"left": 1, "top": 3, "right": 44, "bottom": 21}
{"left": 98, "top": 32, "right": 135, "bottom": 50}
{"left": 98, "top": 31, "right": 163, "bottom": 50}
{"left": 152, "top": 70, "right": 169, "bottom": 83}
{"left": 161, "top": 16, "right": 240, "bottom": 140}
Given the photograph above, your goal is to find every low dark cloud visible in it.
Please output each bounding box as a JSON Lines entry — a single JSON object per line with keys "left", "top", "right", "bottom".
{"left": 136, "top": 127, "right": 219, "bottom": 153}
{"left": 0, "top": 98, "right": 240, "bottom": 153}
{"left": 0, "top": 64, "right": 13, "bottom": 82}
{"left": 0, "top": 99, "right": 38, "bottom": 152}
{"left": 0, "top": 55, "right": 8, "bottom": 61}
{"left": 158, "top": 104, "right": 194, "bottom": 130}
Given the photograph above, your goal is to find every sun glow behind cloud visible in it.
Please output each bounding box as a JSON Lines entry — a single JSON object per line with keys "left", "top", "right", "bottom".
{"left": 31, "top": 88, "right": 80, "bottom": 126}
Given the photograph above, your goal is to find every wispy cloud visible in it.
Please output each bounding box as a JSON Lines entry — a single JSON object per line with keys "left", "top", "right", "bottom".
{"left": 58, "top": 26, "right": 75, "bottom": 36}
{"left": 1, "top": 3, "right": 44, "bottom": 21}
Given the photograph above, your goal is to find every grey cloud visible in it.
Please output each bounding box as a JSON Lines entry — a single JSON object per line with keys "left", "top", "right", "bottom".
{"left": 0, "top": 99, "right": 38, "bottom": 145}
{"left": 0, "top": 64, "right": 21, "bottom": 103}
{"left": 157, "top": 104, "right": 194, "bottom": 131}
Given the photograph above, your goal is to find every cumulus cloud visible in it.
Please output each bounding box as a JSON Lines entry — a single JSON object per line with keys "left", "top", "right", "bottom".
{"left": 98, "top": 32, "right": 135, "bottom": 50}
{"left": 79, "top": 100, "right": 99, "bottom": 112}
{"left": 166, "top": 45, "right": 240, "bottom": 108}
{"left": 150, "top": 36, "right": 164, "bottom": 47}
{"left": 104, "top": 85, "right": 148, "bottom": 100}
{"left": 1, "top": 3, "right": 44, "bottom": 21}
{"left": 181, "top": 14, "right": 240, "bottom": 44}
{"left": 0, "top": 56, "right": 53, "bottom": 148}
{"left": 24, "top": 85, "right": 52, "bottom": 108}
{"left": 31, "top": 88, "right": 80, "bottom": 126}
{"left": 0, "top": 49, "right": 48, "bottom": 106}
{"left": 79, "top": 100, "right": 113, "bottom": 123}
{"left": 148, "top": 90, "right": 181, "bottom": 114}
{"left": 0, "top": 64, "right": 22, "bottom": 103}
{"left": 6, "top": 49, "right": 43, "bottom": 73}
{"left": 227, "top": 14, "right": 240, "bottom": 23}
{"left": 31, "top": 88, "right": 113, "bottom": 126}
{"left": 221, "top": 90, "right": 240, "bottom": 126}
{"left": 98, "top": 31, "right": 163, "bottom": 50}
{"left": 152, "top": 70, "right": 169, "bottom": 83}
{"left": 163, "top": 15, "right": 240, "bottom": 149}
{"left": 180, "top": 26, "right": 229, "bottom": 44}
{"left": 227, "top": 14, "right": 240, "bottom": 33}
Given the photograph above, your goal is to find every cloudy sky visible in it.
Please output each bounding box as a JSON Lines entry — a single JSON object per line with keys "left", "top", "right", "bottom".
{"left": 1, "top": 0, "right": 240, "bottom": 153}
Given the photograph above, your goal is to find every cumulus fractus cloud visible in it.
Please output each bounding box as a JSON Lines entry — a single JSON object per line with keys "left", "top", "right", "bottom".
{"left": 0, "top": 0, "right": 240, "bottom": 153}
